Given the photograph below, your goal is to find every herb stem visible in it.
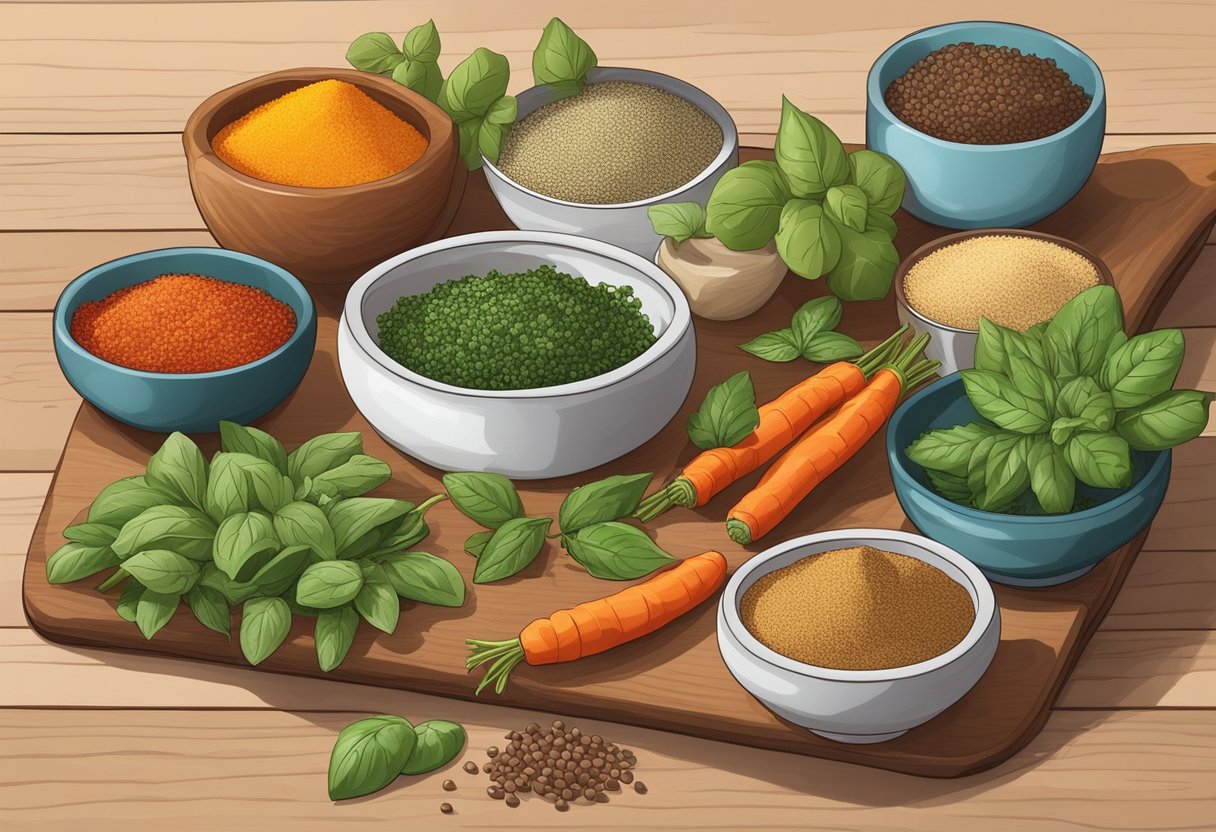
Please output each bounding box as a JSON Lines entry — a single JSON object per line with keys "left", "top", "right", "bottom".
{"left": 632, "top": 477, "right": 696, "bottom": 523}
{"left": 415, "top": 493, "right": 448, "bottom": 515}
{"left": 95, "top": 568, "right": 128, "bottom": 593}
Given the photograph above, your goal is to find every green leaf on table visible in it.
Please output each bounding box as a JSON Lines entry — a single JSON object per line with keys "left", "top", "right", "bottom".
{"left": 1116, "top": 390, "right": 1214, "bottom": 451}
{"left": 146, "top": 433, "right": 208, "bottom": 511}
{"left": 315, "top": 605, "right": 359, "bottom": 672}
{"left": 379, "top": 551, "right": 465, "bottom": 607}
{"left": 122, "top": 549, "right": 201, "bottom": 595}
{"left": 824, "top": 222, "right": 899, "bottom": 301}
{"left": 775, "top": 199, "right": 842, "bottom": 279}
{"left": 686, "top": 370, "right": 760, "bottom": 450}
{"left": 238, "top": 456, "right": 296, "bottom": 514}
{"left": 307, "top": 455, "right": 391, "bottom": 500}
{"left": 738, "top": 329, "right": 801, "bottom": 362}
{"left": 219, "top": 421, "right": 288, "bottom": 474}
{"left": 961, "top": 369, "right": 1051, "bottom": 435}
{"left": 906, "top": 423, "right": 1000, "bottom": 477}
{"left": 438, "top": 47, "right": 511, "bottom": 121}
{"left": 865, "top": 208, "right": 898, "bottom": 240}
{"left": 1028, "top": 436, "right": 1076, "bottom": 515}
{"left": 239, "top": 596, "right": 291, "bottom": 666}
{"left": 442, "top": 473, "right": 523, "bottom": 529}
{"left": 565, "top": 521, "right": 677, "bottom": 580}
{"left": 346, "top": 32, "right": 405, "bottom": 75}
{"left": 774, "top": 95, "right": 849, "bottom": 198}
{"left": 296, "top": 560, "right": 365, "bottom": 609}
{"left": 328, "top": 715, "right": 416, "bottom": 801}
{"left": 403, "top": 19, "right": 441, "bottom": 62}
{"left": 1066, "top": 431, "right": 1133, "bottom": 490}
{"left": 273, "top": 501, "right": 337, "bottom": 561}
{"left": 532, "top": 17, "right": 597, "bottom": 95}
{"left": 63, "top": 522, "right": 119, "bottom": 547}
{"left": 111, "top": 505, "right": 217, "bottom": 562}
{"left": 375, "top": 501, "right": 437, "bottom": 554}
{"left": 1045, "top": 285, "right": 1124, "bottom": 381}
{"left": 1101, "top": 329, "right": 1185, "bottom": 409}
{"left": 354, "top": 564, "right": 400, "bottom": 634}
{"left": 87, "top": 476, "right": 177, "bottom": 528}
{"left": 213, "top": 511, "right": 279, "bottom": 582}
{"left": 464, "top": 531, "right": 493, "bottom": 558}
{"left": 200, "top": 562, "right": 260, "bottom": 605}
{"left": 790, "top": 296, "right": 842, "bottom": 345}
{"left": 705, "top": 160, "right": 791, "bottom": 252}
{"left": 116, "top": 581, "right": 143, "bottom": 623}
{"left": 847, "top": 148, "right": 906, "bottom": 215}
{"left": 328, "top": 498, "right": 413, "bottom": 557}
{"left": 402, "top": 720, "right": 467, "bottom": 775}
{"left": 205, "top": 454, "right": 254, "bottom": 521}
{"left": 558, "top": 473, "right": 653, "bottom": 534}
{"left": 824, "top": 184, "right": 869, "bottom": 233}
{"left": 185, "top": 584, "right": 231, "bottom": 637}
{"left": 473, "top": 516, "right": 551, "bottom": 584}
{"left": 135, "top": 590, "right": 179, "bottom": 640}
{"left": 287, "top": 432, "right": 362, "bottom": 486}
{"left": 648, "top": 203, "right": 709, "bottom": 247}
{"left": 46, "top": 542, "right": 120, "bottom": 584}
{"left": 247, "top": 545, "right": 311, "bottom": 597}
{"left": 802, "top": 331, "right": 863, "bottom": 363}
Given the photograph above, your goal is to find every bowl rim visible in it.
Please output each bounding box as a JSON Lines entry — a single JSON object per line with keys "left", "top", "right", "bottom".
{"left": 342, "top": 230, "right": 693, "bottom": 399}
{"left": 886, "top": 373, "right": 1173, "bottom": 524}
{"left": 182, "top": 66, "right": 456, "bottom": 195}
{"left": 53, "top": 246, "right": 317, "bottom": 380}
{"left": 479, "top": 65, "right": 740, "bottom": 210}
{"left": 867, "top": 20, "right": 1107, "bottom": 151}
{"left": 719, "top": 528, "right": 998, "bottom": 682}
{"left": 892, "top": 228, "right": 1116, "bottom": 335}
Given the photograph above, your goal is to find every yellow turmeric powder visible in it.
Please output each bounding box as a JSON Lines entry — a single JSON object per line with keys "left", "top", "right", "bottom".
{"left": 213, "top": 79, "right": 429, "bottom": 188}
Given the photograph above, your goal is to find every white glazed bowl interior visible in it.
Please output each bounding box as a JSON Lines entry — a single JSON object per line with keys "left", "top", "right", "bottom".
{"left": 717, "top": 528, "right": 1000, "bottom": 743}
{"left": 480, "top": 67, "right": 739, "bottom": 258}
{"left": 339, "top": 230, "right": 696, "bottom": 478}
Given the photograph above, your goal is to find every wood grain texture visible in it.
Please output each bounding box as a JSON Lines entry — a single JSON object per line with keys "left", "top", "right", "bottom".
{"left": 1, "top": 0, "right": 1214, "bottom": 136}
{"left": 0, "top": 313, "right": 80, "bottom": 471}
{"left": 1144, "top": 437, "right": 1216, "bottom": 552}
{"left": 1103, "top": 550, "right": 1216, "bottom": 630}
{"left": 1061, "top": 629, "right": 1216, "bottom": 707}
{"left": 0, "top": 473, "right": 51, "bottom": 627}
{"left": 0, "top": 708, "right": 1214, "bottom": 832}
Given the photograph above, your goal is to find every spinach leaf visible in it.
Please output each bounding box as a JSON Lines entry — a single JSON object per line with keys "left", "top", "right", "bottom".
{"left": 122, "top": 549, "right": 201, "bottom": 595}
{"left": 847, "top": 148, "right": 906, "bottom": 214}
{"left": 328, "top": 498, "right": 412, "bottom": 556}
{"left": 379, "top": 552, "right": 465, "bottom": 607}
{"left": 1028, "top": 436, "right": 1075, "bottom": 515}
{"left": 184, "top": 584, "right": 231, "bottom": 638}
{"left": 273, "top": 501, "right": 337, "bottom": 561}
{"left": 824, "top": 184, "right": 868, "bottom": 233}
{"left": 135, "top": 589, "right": 179, "bottom": 640}
{"left": 287, "top": 432, "right": 362, "bottom": 486}
{"left": 738, "top": 329, "right": 801, "bottom": 362}
{"left": 46, "top": 542, "right": 120, "bottom": 584}
{"left": 218, "top": 421, "right": 288, "bottom": 473}
{"left": 354, "top": 564, "right": 400, "bottom": 634}
{"left": 116, "top": 581, "right": 143, "bottom": 623}
{"left": 403, "top": 19, "right": 441, "bottom": 62}
{"left": 87, "top": 476, "right": 175, "bottom": 528}
{"left": 247, "top": 545, "right": 311, "bottom": 597}
{"left": 473, "top": 516, "right": 551, "bottom": 584}
{"left": 346, "top": 32, "right": 405, "bottom": 75}
{"left": 1101, "top": 329, "right": 1185, "bottom": 409}
{"left": 328, "top": 715, "right": 416, "bottom": 801}
{"left": 63, "top": 522, "right": 119, "bottom": 547}
{"left": 773, "top": 95, "right": 849, "bottom": 197}
{"left": 146, "top": 432, "right": 208, "bottom": 511}
{"left": 961, "top": 369, "right": 1051, "bottom": 434}
{"left": 565, "top": 521, "right": 677, "bottom": 580}
{"left": 906, "top": 423, "right": 999, "bottom": 476}
{"left": 402, "top": 720, "right": 466, "bottom": 775}
{"left": 315, "top": 605, "right": 359, "bottom": 672}
{"left": 1116, "top": 390, "right": 1213, "bottom": 451}
{"left": 296, "top": 560, "right": 365, "bottom": 609}
{"left": 1066, "top": 431, "right": 1133, "bottom": 489}
{"left": 438, "top": 47, "right": 510, "bottom": 121}
{"left": 802, "top": 331, "right": 863, "bottom": 363}
{"left": 558, "top": 472, "right": 652, "bottom": 534}
{"left": 464, "top": 531, "right": 493, "bottom": 558}
{"left": 687, "top": 370, "right": 760, "bottom": 450}
{"left": 532, "top": 16, "right": 597, "bottom": 95}
{"left": 1057, "top": 376, "right": 1115, "bottom": 432}
{"left": 213, "top": 511, "right": 279, "bottom": 582}
{"left": 705, "top": 160, "right": 791, "bottom": 251}
{"left": 775, "top": 199, "right": 842, "bottom": 279}
{"left": 239, "top": 596, "right": 292, "bottom": 666}
{"left": 648, "top": 202, "right": 710, "bottom": 247}
{"left": 111, "top": 505, "right": 217, "bottom": 562}
{"left": 205, "top": 454, "right": 253, "bottom": 521}
{"left": 442, "top": 473, "right": 523, "bottom": 529}
{"left": 1045, "top": 286, "right": 1124, "bottom": 380}
{"left": 823, "top": 222, "right": 899, "bottom": 301}
{"left": 308, "top": 455, "right": 392, "bottom": 500}
{"left": 393, "top": 58, "right": 444, "bottom": 103}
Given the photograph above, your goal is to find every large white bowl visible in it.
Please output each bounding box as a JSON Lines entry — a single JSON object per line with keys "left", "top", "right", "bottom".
{"left": 338, "top": 231, "right": 696, "bottom": 479}
{"left": 717, "top": 529, "right": 1000, "bottom": 744}
{"left": 481, "top": 67, "right": 739, "bottom": 258}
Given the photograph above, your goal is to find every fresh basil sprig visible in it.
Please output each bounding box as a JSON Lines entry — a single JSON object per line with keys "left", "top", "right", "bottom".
{"left": 564, "top": 522, "right": 676, "bottom": 580}
{"left": 647, "top": 203, "right": 711, "bottom": 248}
{"left": 473, "top": 516, "right": 551, "bottom": 584}
{"left": 328, "top": 715, "right": 466, "bottom": 801}
{"left": 686, "top": 370, "right": 761, "bottom": 450}
{"left": 532, "top": 17, "right": 597, "bottom": 96}
{"left": 739, "top": 296, "right": 862, "bottom": 364}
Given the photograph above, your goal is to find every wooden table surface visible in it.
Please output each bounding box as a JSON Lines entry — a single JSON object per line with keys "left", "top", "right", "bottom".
{"left": 1, "top": 1, "right": 1214, "bottom": 829}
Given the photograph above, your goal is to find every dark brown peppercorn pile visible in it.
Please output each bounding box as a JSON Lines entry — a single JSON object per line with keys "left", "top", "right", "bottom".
{"left": 483, "top": 719, "right": 639, "bottom": 811}
{"left": 884, "top": 42, "right": 1091, "bottom": 144}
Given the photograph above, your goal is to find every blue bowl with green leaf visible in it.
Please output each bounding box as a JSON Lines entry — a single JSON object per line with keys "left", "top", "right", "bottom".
{"left": 53, "top": 247, "right": 316, "bottom": 434}
{"left": 886, "top": 374, "right": 1170, "bottom": 586}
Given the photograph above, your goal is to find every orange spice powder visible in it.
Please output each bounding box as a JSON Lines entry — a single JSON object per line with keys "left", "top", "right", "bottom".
{"left": 71, "top": 274, "right": 297, "bottom": 373}
{"left": 212, "top": 79, "right": 429, "bottom": 187}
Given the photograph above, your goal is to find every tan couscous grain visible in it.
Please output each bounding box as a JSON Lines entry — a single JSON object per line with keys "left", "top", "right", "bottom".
{"left": 739, "top": 546, "right": 975, "bottom": 670}
{"left": 903, "top": 234, "right": 1100, "bottom": 331}
{"left": 496, "top": 81, "right": 722, "bottom": 204}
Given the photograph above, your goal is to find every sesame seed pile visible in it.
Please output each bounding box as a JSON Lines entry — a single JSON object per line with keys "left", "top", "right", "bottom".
{"left": 70, "top": 273, "right": 296, "bottom": 373}
{"left": 212, "top": 79, "right": 428, "bottom": 188}
{"left": 497, "top": 81, "right": 723, "bottom": 204}
{"left": 903, "top": 234, "right": 1100, "bottom": 331}
{"left": 884, "top": 42, "right": 1091, "bottom": 144}
{"left": 739, "top": 546, "right": 975, "bottom": 670}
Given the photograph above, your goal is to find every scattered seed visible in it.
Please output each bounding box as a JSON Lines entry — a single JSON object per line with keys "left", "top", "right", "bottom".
{"left": 634, "top": 781, "right": 649, "bottom": 795}
{"left": 440, "top": 802, "right": 454, "bottom": 814}
{"left": 487, "top": 785, "right": 505, "bottom": 800}
{"left": 486, "top": 746, "right": 499, "bottom": 758}
{"left": 463, "top": 761, "right": 479, "bottom": 775}
{"left": 442, "top": 779, "right": 456, "bottom": 792}
{"left": 505, "top": 794, "right": 520, "bottom": 808}
{"left": 555, "top": 798, "right": 570, "bottom": 812}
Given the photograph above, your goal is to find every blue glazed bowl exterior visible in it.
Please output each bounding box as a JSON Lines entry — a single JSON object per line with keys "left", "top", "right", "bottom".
{"left": 867, "top": 21, "right": 1106, "bottom": 229}
{"left": 53, "top": 247, "right": 317, "bottom": 434}
{"left": 886, "top": 375, "right": 1170, "bottom": 584}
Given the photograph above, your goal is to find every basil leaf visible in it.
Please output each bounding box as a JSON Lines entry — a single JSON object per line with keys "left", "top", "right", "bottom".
{"left": 393, "top": 59, "right": 444, "bottom": 103}
{"left": 438, "top": 47, "right": 510, "bottom": 121}
{"left": 824, "top": 184, "right": 869, "bottom": 233}
{"left": 354, "top": 564, "right": 400, "bottom": 634}
{"left": 559, "top": 473, "right": 652, "bottom": 534}
{"left": 443, "top": 473, "right": 523, "bottom": 529}
{"left": 565, "top": 521, "right": 677, "bottom": 580}
{"left": 865, "top": 208, "right": 898, "bottom": 240}
{"left": 248, "top": 545, "right": 311, "bottom": 597}
{"left": 925, "top": 469, "right": 974, "bottom": 503}
{"left": 112, "top": 505, "right": 217, "bottom": 561}
{"left": 847, "top": 148, "right": 906, "bottom": 215}
{"left": 213, "top": 511, "right": 279, "bottom": 582}
{"left": 738, "top": 329, "right": 801, "bottom": 362}
{"left": 116, "top": 581, "right": 143, "bottom": 623}
{"left": 402, "top": 720, "right": 467, "bottom": 775}
{"left": 705, "top": 160, "right": 792, "bottom": 251}
{"left": 477, "top": 117, "right": 509, "bottom": 165}
{"left": 1101, "top": 329, "right": 1185, "bottom": 409}
{"left": 961, "top": 369, "right": 1051, "bottom": 434}
{"left": 1116, "top": 390, "right": 1213, "bottom": 451}
{"left": 63, "top": 522, "right": 119, "bottom": 547}
{"left": 802, "top": 331, "right": 863, "bottom": 363}
{"left": 239, "top": 596, "right": 291, "bottom": 666}
{"left": 1066, "top": 431, "right": 1133, "bottom": 489}
{"left": 315, "top": 605, "right": 359, "bottom": 672}
{"left": 122, "top": 549, "right": 201, "bottom": 595}
{"left": 464, "top": 531, "right": 493, "bottom": 558}
{"left": 648, "top": 202, "right": 709, "bottom": 246}
{"left": 1028, "top": 436, "right": 1075, "bottom": 515}
{"left": 379, "top": 552, "right": 465, "bottom": 607}
{"left": 328, "top": 715, "right": 416, "bottom": 801}
{"left": 686, "top": 370, "right": 760, "bottom": 450}
{"left": 823, "top": 222, "right": 899, "bottom": 302}
{"left": 240, "top": 457, "right": 295, "bottom": 514}
{"left": 200, "top": 562, "right": 261, "bottom": 605}
{"left": 906, "top": 423, "right": 999, "bottom": 476}
{"left": 790, "top": 296, "right": 842, "bottom": 347}
{"left": 403, "top": 19, "right": 441, "bottom": 62}
{"left": 1057, "top": 377, "right": 1115, "bottom": 432}
{"left": 287, "top": 433, "right": 362, "bottom": 486}
{"left": 964, "top": 433, "right": 1000, "bottom": 509}
{"left": 375, "top": 501, "right": 436, "bottom": 554}
{"left": 205, "top": 454, "right": 253, "bottom": 522}
{"left": 532, "top": 17, "right": 597, "bottom": 95}
{"left": 46, "top": 542, "right": 120, "bottom": 584}
{"left": 976, "top": 318, "right": 1049, "bottom": 378}
{"left": 1051, "top": 416, "right": 1089, "bottom": 446}
{"left": 775, "top": 199, "right": 842, "bottom": 279}
{"left": 346, "top": 32, "right": 405, "bottom": 75}
{"left": 218, "top": 421, "right": 288, "bottom": 474}
{"left": 979, "top": 434, "right": 1032, "bottom": 512}
{"left": 328, "top": 498, "right": 413, "bottom": 557}
{"left": 296, "top": 560, "right": 365, "bottom": 609}
{"left": 88, "top": 476, "right": 176, "bottom": 527}
{"left": 307, "top": 455, "right": 391, "bottom": 500}
{"left": 774, "top": 95, "right": 849, "bottom": 197}
{"left": 146, "top": 433, "right": 208, "bottom": 511}
{"left": 473, "top": 516, "right": 551, "bottom": 584}
{"left": 1045, "top": 285, "right": 1124, "bottom": 381}
{"left": 273, "top": 501, "right": 337, "bottom": 561}
{"left": 456, "top": 117, "right": 483, "bottom": 170}
{"left": 185, "top": 584, "right": 231, "bottom": 637}
{"left": 1006, "top": 353, "right": 1057, "bottom": 417}
{"left": 135, "top": 589, "right": 179, "bottom": 640}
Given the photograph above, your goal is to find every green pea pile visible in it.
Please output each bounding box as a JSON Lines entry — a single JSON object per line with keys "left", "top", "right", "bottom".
{"left": 376, "top": 265, "right": 657, "bottom": 390}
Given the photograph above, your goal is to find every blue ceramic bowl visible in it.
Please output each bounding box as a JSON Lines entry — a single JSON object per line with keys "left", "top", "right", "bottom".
{"left": 886, "top": 375, "right": 1170, "bottom": 586}
{"left": 54, "top": 247, "right": 317, "bottom": 434}
{"left": 867, "top": 21, "right": 1105, "bottom": 229}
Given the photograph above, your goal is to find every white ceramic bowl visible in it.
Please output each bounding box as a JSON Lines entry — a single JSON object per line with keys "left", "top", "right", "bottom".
{"left": 338, "top": 231, "right": 696, "bottom": 479}
{"left": 717, "top": 529, "right": 1000, "bottom": 744}
{"left": 481, "top": 67, "right": 739, "bottom": 259}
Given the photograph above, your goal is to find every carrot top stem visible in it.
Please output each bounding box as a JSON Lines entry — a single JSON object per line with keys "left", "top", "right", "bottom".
{"left": 466, "top": 637, "right": 527, "bottom": 695}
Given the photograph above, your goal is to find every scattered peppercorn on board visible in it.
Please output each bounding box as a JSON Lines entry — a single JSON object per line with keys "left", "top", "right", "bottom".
{"left": 22, "top": 143, "right": 1216, "bottom": 778}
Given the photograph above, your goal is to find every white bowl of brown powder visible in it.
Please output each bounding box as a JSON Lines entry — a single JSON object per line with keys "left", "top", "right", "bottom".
{"left": 717, "top": 528, "right": 999, "bottom": 744}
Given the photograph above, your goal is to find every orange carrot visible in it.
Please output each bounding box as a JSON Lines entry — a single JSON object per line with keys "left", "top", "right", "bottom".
{"left": 727, "top": 336, "right": 938, "bottom": 544}
{"left": 633, "top": 327, "right": 907, "bottom": 522}
{"left": 465, "top": 551, "right": 728, "bottom": 694}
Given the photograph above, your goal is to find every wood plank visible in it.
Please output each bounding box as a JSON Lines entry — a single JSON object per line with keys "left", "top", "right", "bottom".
{"left": 1060, "top": 630, "right": 1216, "bottom": 708}
{"left": 1145, "top": 436, "right": 1216, "bottom": 551}
{"left": 0, "top": 473, "right": 51, "bottom": 628}
{"left": 1102, "top": 550, "right": 1216, "bottom": 630}
{"left": 1, "top": 1, "right": 1214, "bottom": 135}
{"left": 1177, "top": 328, "right": 1216, "bottom": 436}
{"left": 0, "top": 313, "right": 80, "bottom": 471}
{"left": 0, "top": 708, "right": 1213, "bottom": 831}
{"left": 1158, "top": 246, "right": 1216, "bottom": 327}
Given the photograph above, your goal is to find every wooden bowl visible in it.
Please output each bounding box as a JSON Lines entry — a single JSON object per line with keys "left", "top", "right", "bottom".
{"left": 183, "top": 67, "right": 466, "bottom": 285}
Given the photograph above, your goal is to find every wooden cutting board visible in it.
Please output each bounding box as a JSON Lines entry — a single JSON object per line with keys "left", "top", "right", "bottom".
{"left": 23, "top": 144, "right": 1216, "bottom": 778}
